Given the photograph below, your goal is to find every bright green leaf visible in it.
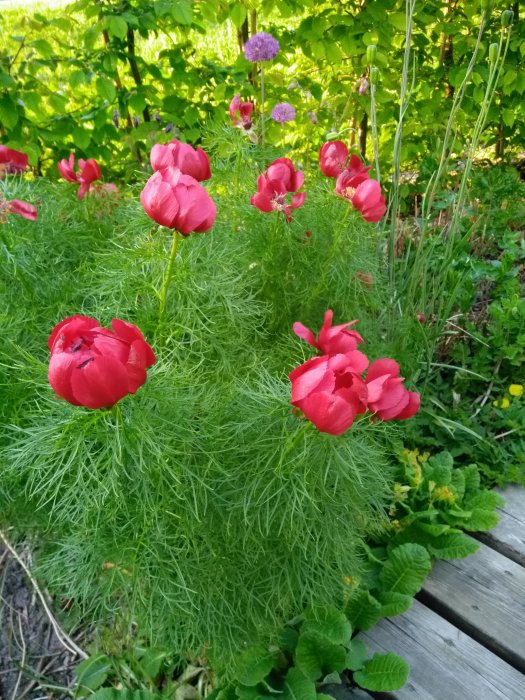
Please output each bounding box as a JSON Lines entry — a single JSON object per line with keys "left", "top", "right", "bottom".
{"left": 236, "top": 645, "right": 275, "bottom": 687}
{"left": 107, "top": 15, "right": 128, "bottom": 40}
{"left": 354, "top": 652, "right": 409, "bottom": 692}
{"left": 172, "top": 1, "right": 193, "bottom": 25}
{"left": 96, "top": 76, "right": 116, "bottom": 103}
{"left": 379, "top": 544, "right": 432, "bottom": 596}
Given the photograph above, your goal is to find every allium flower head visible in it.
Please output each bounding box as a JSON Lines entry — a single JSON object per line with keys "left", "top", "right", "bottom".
{"left": 271, "top": 103, "right": 296, "bottom": 123}
{"left": 244, "top": 32, "right": 280, "bottom": 62}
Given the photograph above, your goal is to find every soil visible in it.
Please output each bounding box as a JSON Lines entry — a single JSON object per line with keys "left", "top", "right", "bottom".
{"left": 0, "top": 543, "right": 84, "bottom": 700}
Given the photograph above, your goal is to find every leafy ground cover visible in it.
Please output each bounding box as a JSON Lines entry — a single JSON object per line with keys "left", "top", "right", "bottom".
{"left": 0, "top": 2, "right": 524, "bottom": 698}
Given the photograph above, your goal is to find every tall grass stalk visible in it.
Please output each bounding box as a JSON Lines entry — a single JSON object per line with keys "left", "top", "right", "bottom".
{"left": 387, "top": 0, "right": 417, "bottom": 288}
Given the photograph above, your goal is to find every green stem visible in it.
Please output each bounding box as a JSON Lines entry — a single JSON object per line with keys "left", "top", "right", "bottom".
{"left": 370, "top": 79, "right": 380, "bottom": 186}
{"left": 307, "top": 207, "right": 350, "bottom": 313}
{"left": 158, "top": 230, "right": 179, "bottom": 325}
{"left": 260, "top": 63, "right": 265, "bottom": 148}
{"left": 277, "top": 420, "right": 313, "bottom": 472}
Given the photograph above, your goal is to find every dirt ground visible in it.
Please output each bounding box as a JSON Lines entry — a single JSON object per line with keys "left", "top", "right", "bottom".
{"left": 0, "top": 542, "right": 85, "bottom": 700}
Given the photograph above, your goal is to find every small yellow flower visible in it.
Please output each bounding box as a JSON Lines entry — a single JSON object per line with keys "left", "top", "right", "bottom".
{"left": 493, "top": 396, "right": 511, "bottom": 409}
{"left": 509, "top": 384, "right": 523, "bottom": 397}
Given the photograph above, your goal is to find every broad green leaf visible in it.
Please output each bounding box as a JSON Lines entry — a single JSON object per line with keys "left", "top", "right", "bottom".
{"left": 462, "top": 465, "right": 480, "bottom": 495}
{"left": 428, "top": 532, "right": 479, "bottom": 559}
{"left": 295, "top": 631, "right": 346, "bottom": 681}
{"left": 302, "top": 606, "right": 352, "bottom": 645}
{"left": 466, "top": 508, "right": 500, "bottom": 532}
{"left": 0, "top": 71, "right": 15, "bottom": 88}
{"left": 32, "top": 38, "right": 54, "bottom": 58}
{"left": 354, "top": 652, "right": 409, "bottom": 691}
{"left": 346, "top": 638, "right": 368, "bottom": 671}
{"left": 379, "top": 544, "right": 432, "bottom": 596}
{"left": 282, "top": 667, "right": 317, "bottom": 700}
{"left": 465, "top": 491, "right": 505, "bottom": 511}
{"left": 90, "top": 690, "right": 157, "bottom": 700}
{"left": 0, "top": 95, "right": 18, "bottom": 129}
{"left": 229, "top": 3, "right": 247, "bottom": 28}
{"left": 49, "top": 94, "right": 68, "bottom": 113}
{"left": 278, "top": 627, "right": 299, "bottom": 654}
{"left": 69, "top": 70, "right": 86, "bottom": 88}
{"left": 128, "top": 94, "right": 146, "bottom": 113}
{"left": 388, "top": 12, "right": 407, "bottom": 31}
{"left": 235, "top": 687, "right": 268, "bottom": 700}
{"left": 417, "top": 522, "right": 451, "bottom": 537}
{"left": 236, "top": 645, "right": 275, "bottom": 687}
{"left": 172, "top": 1, "right": 193, "bottom": 25}
{"left": 136, "top": 648, "right": 167, "bottom": 680}
{"left": 75, "top": 653, "right": 111, "bottom": 695}
{"left": 72, "top": 126, "right": 91, "bottom": 150}
{"left": 96, "top": 76, "right": 117, "bottom": 103}
{"left": 377, "top": 591, "right": 413, "bottom": 618}
{"left": 345, "top": 590, "right": 382, "bottom": 631}
{"left": 325, "top": 43, "right": 343, "bottom": 63}
{"left": 107, "top": 16, "right": 128, "bottom": 40}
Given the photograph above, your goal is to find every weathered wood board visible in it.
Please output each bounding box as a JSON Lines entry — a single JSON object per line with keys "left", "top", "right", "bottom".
{"left": 421, "top": 538, "right": 525, "bottom": 672}
{"left": 477, "top": 485, "right": 525, "bottom": 566}
{"left": 360, "top": 599, "right": 525, "bottom": 700}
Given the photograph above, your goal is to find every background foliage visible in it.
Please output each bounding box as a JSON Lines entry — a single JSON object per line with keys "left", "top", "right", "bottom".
{"left": 0, "top": 1, "right": 523, "bottom": 181}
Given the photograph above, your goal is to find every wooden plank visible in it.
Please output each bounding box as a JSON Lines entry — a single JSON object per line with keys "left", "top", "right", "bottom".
{"left": 476, "top": 485, "right": 525, "bottom": 566}
{"left": 420, "top": 539, "right": 525, "bottom": 673}
{"left": 359, "top": 599, "right": 525, "bottom": 700}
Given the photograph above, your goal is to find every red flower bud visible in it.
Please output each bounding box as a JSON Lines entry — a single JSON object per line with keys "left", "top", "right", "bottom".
{"left": 150, "top": 139, "right": 211, "bottom": 182}
{"left": 48, "top": 316, "right": 156, "bottom": 410}
{"left": 140, "top": 166, "right": 216, "bottom": 235}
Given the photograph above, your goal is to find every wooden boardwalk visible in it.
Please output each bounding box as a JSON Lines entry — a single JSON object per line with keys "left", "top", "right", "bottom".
{"left": 357, "top": 485, "right": 525, "bottom": 700}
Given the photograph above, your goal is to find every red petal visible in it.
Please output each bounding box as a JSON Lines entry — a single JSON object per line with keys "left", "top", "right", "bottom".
{"left": 292, "top": 322, "right": 318, "bottom": 349}
{"left": 70, "top": 354, "right": 130, "bottom": 409}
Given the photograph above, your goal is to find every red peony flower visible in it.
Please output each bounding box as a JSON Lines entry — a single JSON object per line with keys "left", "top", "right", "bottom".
{"left": 293, "top": 310, "right": 364, "bottom": 356}
{"left": 289, "top": 352, "right": 369, "bottom": 435}
{"left": 58, "top": 154, "right": 102, "bottom": 199}
{"left": 48, "top": 315, "right": 156, "bottom": 410}
{"left": 250, "top": 157, "right": 306, "bottom": 222}
{"left": 365, "top": 358, "right": 420, "bottom": 421}
{"left": 0, "top": 145, "right": 29, "bottom": 175}
{"left": 140, "top": 166, "right": 216, "bottom": 235}
{"left": 336, "top": 171, "right": 386, "bottom": 223}
{"left": 319, "top": 141, "right": 371, "bottom": 179}
{"left": 229, "top": 94, "right": 254, "bottom": 130}
{"left": 150, "top": 139, "right": 211, "bottom": 181}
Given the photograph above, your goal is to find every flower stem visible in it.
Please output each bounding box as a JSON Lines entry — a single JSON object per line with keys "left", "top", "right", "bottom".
{"left": 260, "top": 63, "right": 265, "bottom": 148}
{"left": 158, "top": 230, "right": 179, "bottom": 325}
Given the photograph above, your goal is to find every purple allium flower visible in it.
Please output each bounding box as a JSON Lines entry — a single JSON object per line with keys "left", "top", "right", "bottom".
{"left": 244, "top": 32, "right": 280, "bottom": 62}
{"left": 271, "top": 102, "right": 296, "bottom": 123}
{"left": 164, "top": 122, "right": 174, "bottom": 133}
